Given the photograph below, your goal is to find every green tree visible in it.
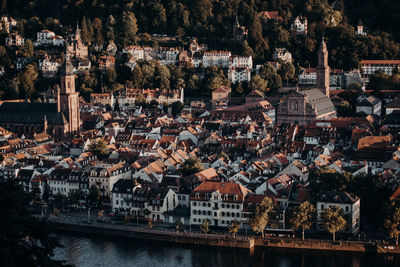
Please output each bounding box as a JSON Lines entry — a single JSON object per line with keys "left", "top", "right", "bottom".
{"left": 88, "top": 185, "right": 100, "bottom": 205}
{"left": 321, "top": 206, "right": 347, "bottom": 241}
{"left": 171, "top": 101, "right": 183, "bottom": 116}
{"left": 0, "top": 180, "right": 67, "bottom": 266}
{"left": 117, "top": 11, "right": 138, "bottom": 47}
{"left": 279, "top": 62, "right": 295, "bottom": 85}
{"left": 290, "top": 201, "right": 316, "bottom": 240}
{"left": 337, "top": 100, "right": 353, "bottom": 117}
{"left": 80, "top": 17, "right": 91, "bottom": 44}
{"left": 105, "top": 15, "right": 116, "bottom": 42}
{"left": 20, "top": 64, "right": 38, "bottom": 98}
{"left": 181, "top": 157, "right": 204, "bottom": 177}
{"left": 384, "top": 201, "right": 400, "bottom": 245}
{"left": 200, "top": 219, "right": 210, "bottom": 235}
{"left": 88, "top": 138, "right": 108, "bottom": 159}
{"left": 228, "top": 221, "right": 240, "bottom": 239}
{"left": 91, "top": 18, "right": 104, "bottom": 46}
{"left": 249, "top": 75, "right": 268, "bottom": 93}
{"left": 251, "top": 197, "right": 275, "bottom": 237}
{"left": 18, "top": 39, "right": 34, "bottom": 58}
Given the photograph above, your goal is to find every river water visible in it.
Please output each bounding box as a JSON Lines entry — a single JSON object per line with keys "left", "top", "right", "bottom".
{"left": 54, "top": 234, "right": 400, "bottom": 267}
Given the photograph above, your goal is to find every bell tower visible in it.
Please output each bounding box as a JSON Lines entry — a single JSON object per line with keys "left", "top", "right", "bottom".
{"left": 59, "top": 50, "right": 80, "bottom": 135}
{"left": 316, "top": 37, "right": 330, "bottom": 97}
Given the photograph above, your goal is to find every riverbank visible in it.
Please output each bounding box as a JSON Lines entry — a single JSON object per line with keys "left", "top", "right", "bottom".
{"left": 47, "top": 217, "right": 400, "bottom": 255}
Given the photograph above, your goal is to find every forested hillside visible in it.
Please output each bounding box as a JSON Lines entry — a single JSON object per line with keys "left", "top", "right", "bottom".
{"left": 1, "top": 0, "right": 399, "bottom": 69}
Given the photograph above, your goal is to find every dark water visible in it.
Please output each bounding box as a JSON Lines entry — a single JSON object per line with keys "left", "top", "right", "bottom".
{"left": 54, "top": 234, "right": 400, "bottom": 267}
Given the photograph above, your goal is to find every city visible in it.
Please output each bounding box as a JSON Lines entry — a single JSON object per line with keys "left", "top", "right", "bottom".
{"left": 0, "top": 1, "right": 400, "bottom": 266}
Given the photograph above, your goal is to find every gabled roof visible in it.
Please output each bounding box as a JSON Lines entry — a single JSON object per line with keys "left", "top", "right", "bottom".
{"left": 317, "top": 191, "right": 359, "bottom": 204}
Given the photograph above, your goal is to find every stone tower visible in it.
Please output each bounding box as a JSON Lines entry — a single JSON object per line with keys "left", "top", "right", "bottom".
{"left": 59, "top": 50, "right": 80, "bottom": 135}
{"left": 316, "top": 37, "right": 330, "bottom": 97}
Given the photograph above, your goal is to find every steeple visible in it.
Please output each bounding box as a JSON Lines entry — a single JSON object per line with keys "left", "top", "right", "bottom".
{"left": 75, "top": 22, "right": 81, "bottom": 40}
{"left": 234, "top": 16, "right": 240, "bottom": 27}
{"left": 316, "top": 37, "right": 330, "bottom": 97}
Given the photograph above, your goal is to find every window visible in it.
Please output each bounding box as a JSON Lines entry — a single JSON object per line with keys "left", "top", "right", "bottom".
{"left": 221, "top": 204, "right": 225, "bottom": 208}
{"left": 321, "top": 204, "right": 325, "bottom": 210}
{"left": 345, "top": 206, "right": 349, "bottom": 213}
{"left": 193, "top": 202, "right": 197, "bottom": 206}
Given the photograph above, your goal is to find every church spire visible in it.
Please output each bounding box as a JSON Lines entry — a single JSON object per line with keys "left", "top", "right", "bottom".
{"left": 316, "top": 37, "right": 330, "bottom": 97}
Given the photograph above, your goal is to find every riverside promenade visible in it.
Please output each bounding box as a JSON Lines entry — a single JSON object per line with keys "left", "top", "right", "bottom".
{"left": 47, "top": 215, "right": 400, "bottom": 254}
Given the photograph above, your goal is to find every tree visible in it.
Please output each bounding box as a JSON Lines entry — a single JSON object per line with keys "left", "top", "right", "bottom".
{"left": 0, "top": 180, "right": 67, "bottom": 266}
{"left": 251, "top": 197, "right": 275, "bottom": 237}
{"left": 117, "top": 11, "right": 138, "bottom": 47}
{"left": 175, "top": 220, "right": 183, "bottom": 231}
{"left": 228, "top": 221, "right": 240, "bottom": 239}
{"left": 88, "top": 185, "right": 100, "bottom": 205}
{"left": 88, "top": 139, "right": 108, "bottom": 159}
{"left": 18, "top": 39, "right": 33, "bottom": 58}
{"left": 290, "top": 201, "right": 316, "bottom": 240}
{"left": 279, "top": 62, "right": 295, "bottom": 85}
{"left": 337, "top": 100, "right": 353, "bottom": 117}
{"left": 200, "top": 219, "right": 210, "bottom": 235}
{"left": 20, "top": 64, "right": 38, "bottom": 98}
{"left": 171, "top": 101, "right": 183, "bottom": 116}
{"left": 384, "top": 201, "right": 400, "bottom": 245}
{"left": 148, "top": 219, "right": 154, "bottom": 229}
{"left": 91, "top": 18, "right": 104, "bottom": 46}
{"left": 249, "top": 75, "right": 268, "bottom": 92}
{"left": 321, "top": 206, "right": 347, "bottom": 241}
{"left": 180, "top": 157, "right": 204, "bottom": 177}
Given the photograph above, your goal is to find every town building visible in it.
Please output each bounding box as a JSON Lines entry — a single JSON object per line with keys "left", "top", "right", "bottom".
{"left": 211, "top": 86, "right": 231, "bottom": 109}
{"left": 203, "top": 51, "right": 231, "bottom": 68}
{"left": 273, "top": 48, "right": 292, "bottom": 63}
{"left": 277, "top": 89, "right": 337, "bottom": 126}
{"left": 123, "top": 46, "right": 144, "bottom": 60}
{"left": 39, "top": 56, "right": 61, "bottom": 78}
{"left": 356, "top": 20, "right": 367, "bottom": 36}
{"left": 90, "top": 93, "right": 114, "bottom": 108}
{"left": 298, "top": 68, "right": 344, "bottom": 89}
{"left": 98, "top": 55, "right": 115, "bottom": 69}
{"left": 356, "top": 95, "right": 382, "bottom": 116}
{"left": 291, "top": 16, "right": 308, "bottom": 35}
{"left": 66, "top": 25, "right": 88, "bottom": 60}
{"left": 5, "top": 33, "right": 24, "bottom": 47}
{"left": 190, "top": 181, "right": 250, "bottom": 227}
{"left": 0, "top": 52, "right": 80, "bottom": 137}
{"left": 233, "top": 17, "right": 248, "bottom": 41}
{"left": 228, "top": 67, "right": 251, "bottom": 84}
{"left": 35, "top": 30, "right": 64, "bottom": 46}
{"left": 360, "top": 60, "right": 400, "bottom": 78}
{"left": 230, "top": 56, "right": 253, "bottom": 69}
{"left": 89, "top": 162, "right": 131, "bottom": 198}
{"left": 316, "top": 191, "right": 360, "bottom": 233}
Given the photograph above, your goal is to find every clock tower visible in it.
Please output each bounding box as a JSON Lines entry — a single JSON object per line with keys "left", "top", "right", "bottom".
{"left": 58, "top": 50, "right": 80, "bottom": 135}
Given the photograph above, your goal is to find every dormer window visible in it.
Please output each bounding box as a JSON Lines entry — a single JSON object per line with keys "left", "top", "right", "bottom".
{"left": 234, "top": 195, "right": 238, "bottom": 201}
{"left": 195, "top": 193, "right": 200, "bottom": 199}
{"left": 224, "top": 194, "right": 228, "bottom": 200}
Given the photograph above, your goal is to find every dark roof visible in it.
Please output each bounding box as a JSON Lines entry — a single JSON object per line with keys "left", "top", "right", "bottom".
{"left": 112, "top": 179, "right": 135, "bottom": 194}
{"left": 386, "top": 99, "right": 400, "bottom": 109}
{"left": 0, "top": 102, "right": 68, "bottom": 125}
{"left": 357, "top": 95, "right": 381, "bottom": 106}
{"left": 317, "top": 191, "right": 359, "bottom": 204}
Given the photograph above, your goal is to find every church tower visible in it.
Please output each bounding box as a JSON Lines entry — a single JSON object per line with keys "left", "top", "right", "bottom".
{"left": 316, "top": 37, "right": 330, "bottom": 97}
{"left": 59, "top": 50, "right": 80, "bottom": 135}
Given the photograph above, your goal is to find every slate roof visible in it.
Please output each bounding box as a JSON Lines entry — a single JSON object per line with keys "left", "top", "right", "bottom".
{"left": 303, "top": 89, "right": 335, "bottom": 115}
{"left": 317, "top": 191, "right": 359, "bottom": 204}
{"left": 358, "top": 95, "right": 381, "bottom": 107}
{"left": 0, "top": 102, "right": 68, "bottom": 125}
